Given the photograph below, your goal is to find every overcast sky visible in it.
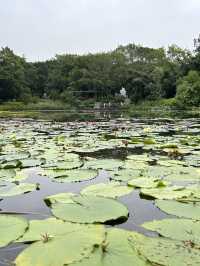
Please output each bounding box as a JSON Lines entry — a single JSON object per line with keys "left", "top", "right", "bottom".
{"left": 0, "top": 0, "right": 200, "bottom": 61}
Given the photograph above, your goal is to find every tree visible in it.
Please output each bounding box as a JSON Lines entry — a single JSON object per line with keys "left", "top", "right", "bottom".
{"left": 0, "top": 47, "right": 28, "bottom": 101}
{"left": 176, "top": 70, "right": 200, "bottom": 106}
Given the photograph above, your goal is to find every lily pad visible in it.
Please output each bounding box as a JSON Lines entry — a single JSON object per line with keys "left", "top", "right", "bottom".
{"left": 156, "top": 200, "right": 200, "bottom": 220}
{"left": 0, "top": 152, "right": 30, "bottom": 162}
{"left": 1, "top": 159, "right": 22, "bottom": 169}
{"left": 84, "top": 159, "right": 124, "bottom": 170}
{"left": 20, "top": 159, "right": 44, "bottom": 168}
{"left": 110, "top": 169, "right": 142, "bottom": 182}
{"left": 17, "top": 217, "right": 97, "bottom": 243}
{"left": 0, "top": 183, "right": 38, "bottom": 197}
{"left": 70, "top": 228, "right": 149, "bottom": 266}
{"left": 140, "top": 186, "right": 192, "bottom": 200}
{"left": 15, "top": 225, "right": 105, "bottom": 266}
{"left": 45, "top": 193, "right": 76, "bottom": 205}
{"left": 124, "top": 160, "right": 148, "bottom": 170}
{"left": 41, "top": 169, "right": 98, "bottom": 183}
{"left": 130, "top": 233, "right": 200, "bottom": 266}
{"left": 51, "top": 194, "right": 129, "bottom": 224}
{"left": 49, "top": 160, "right": 83, "bottom": 170}
{"left": 128, "top": 178, "right": 168, "bottom": 188}
{"left": 81, "top": 182, "right": 133, "bottom": 198}
{"left": 0, "top": 215, "right": 28, "bottom": 248}
{"left": 127, "top": 154, "right": 154, "bottom": 163}
{"left": 142, "top": 218, "right": 200, "bottom": 244}
{"left": 0, "top": 169, "right": 16, "bottom": 180}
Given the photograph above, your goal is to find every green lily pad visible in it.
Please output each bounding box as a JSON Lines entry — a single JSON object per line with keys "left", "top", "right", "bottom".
{"left": 1, "top": 160, "right": 22, "bottom": 169}
{"left": 0, "top": 183, "right": 38, "bottom": 197}
{"left": 70, "top": 228, "right": 149, "bottom": 266}
{"left": 41, "top": 169, "right": 98, "bottom": 183}
{"left": 0, "top": 169, "right": 16, "bottom": 180}
{"left": 142, "top": 218, "right": 200, "bottom": 244}
{"left": 15, "top": 225, "right": 105, "bottom": 266}
{"left": 17, "top": 217, "right": 98, "bottom": 243}
{"left": 20, "top": 158, "right": 45, "bottom": 168}
{"left": 0, "top": 215, "right": 28, "bottom": 248}
{"left": 110, "top": 169, "right": 142, "bottom": 181}
{"left": 81, "top": 182, "right": 133, "bottom": 198}
{"left": 156, "top": 200, "right": 200, "bottom": 220}
{"left": 124, "top": 160, "right": 148, "bottom": 170}
{"left": 0, "top": 152, "right": 30, "bottom": 162}
{"left": 51, "top": 194, "right": 129, "bottom": 224}
{"left": 127, "top": 154, "right": 155, "bottom": 163}
{"left": 45, "top": 193, "right": 76, "bottom": 205}
{"left": 140, "top": 186, "right": 192, "bottom": 200}
{"left": 130, "top": 233, "right": 200, "bottom": 266}
{"left": 13, "top": 170, "right": 30, "bottom": 181}
{"left": 165, "top": 166, "right": 200, "bottom": 182}
{"left": 84, "top": 159, "right": 124, "bottom": 170}
{"left": 128, "top": 178, "right": 168, "bottom": 188}
{"left": 50, "top": 160, "right": 83, "bottom": 170}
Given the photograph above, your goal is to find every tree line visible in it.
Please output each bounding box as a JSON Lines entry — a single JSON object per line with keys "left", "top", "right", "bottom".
{"left": 0, "top": 35, "right": 200, "bottom": 107}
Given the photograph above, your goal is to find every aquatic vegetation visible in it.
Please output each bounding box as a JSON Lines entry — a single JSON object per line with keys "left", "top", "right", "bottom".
{"left": 0, "top": 118, "right": 200, "bottom": 264}
{"left": 142, "top": 218, "right": 200, "bottom": 244}
{"left": 51, "top": 194, "right": 129, "bottom": 224}
{"left": 81, "top": 182, "right": 134, "bottom": 198}
{"left": 0, "top": 215, "right": 28, "bottom": 248}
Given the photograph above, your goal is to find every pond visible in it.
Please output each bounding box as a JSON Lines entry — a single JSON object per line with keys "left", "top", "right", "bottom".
{"left": 0, "top": 115, "right": 200, "bottom": 265}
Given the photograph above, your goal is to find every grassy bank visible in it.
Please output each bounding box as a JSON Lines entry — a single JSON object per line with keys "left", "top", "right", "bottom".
{"left": 0, "top": 99, "right": 71, "bottom": 111}
{"left": 0, "top": 98, "right": 199, "bottom": 121}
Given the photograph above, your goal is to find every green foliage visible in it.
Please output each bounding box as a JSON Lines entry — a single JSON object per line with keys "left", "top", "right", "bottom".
{"left": 1, "top": 35, "right": 200, "bottom": 106}
{"left": 176, "top": 70, "right": 200, "bottom": 106}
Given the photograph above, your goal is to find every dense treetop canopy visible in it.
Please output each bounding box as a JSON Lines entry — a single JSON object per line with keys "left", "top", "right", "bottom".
{"left": 0, "top": 36, "right": 200, "bottom": 106}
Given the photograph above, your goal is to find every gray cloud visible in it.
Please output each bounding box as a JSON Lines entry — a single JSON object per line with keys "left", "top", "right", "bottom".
{"left": 0, "top": 0, "right": 200, "bottom": 61}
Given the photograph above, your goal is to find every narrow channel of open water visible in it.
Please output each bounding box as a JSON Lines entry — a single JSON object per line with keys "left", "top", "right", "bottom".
{"left": 0, "top": 169, "right": 170, "bottom": 265}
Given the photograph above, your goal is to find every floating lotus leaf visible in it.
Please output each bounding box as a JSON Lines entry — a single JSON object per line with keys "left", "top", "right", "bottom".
{"left": 130, "top": 233, "right": 200, "bottom": 266}
{"left": 41, "top": 169, "right": 98, "bottom": 183}
{"left": 124, "top": 160, "right": 148, "bottom": 170}
{"left": 81, "top": 182, "right": 133, "bottom": 198}
{"left": 0, "top": 215, "right": 28, "bottom": 248}
{"left": 128, "top": 178, "right": 168, "bottom": 188}
{"left": 165, "top": 166, "right": 200, "bottom": 182}
{"left": 143, "top": 138, "right": 156, "bottom": 145}
{"left": 0, "top": 151, "right": 30, "bottom": 162}
{"left": 84, "top": 159, "right": 124, "bottom": 170}
{"left": 17, "top": 217, "right": 97, "bottom": 243}
{"left": 61, "top": 153, "right": 80, "bottom": 161}
{"left": 1, "top": 159, "right": 22, "bottom": 169}
{"left": 110, "top": 169, "right": 142, "bottom": 181}
{"left": 50, "top": 160, "right": 83, "bottom": 170}
{"left": 138, "top": 166, "right": 173, "bottom": 179}
{"left": 0, "top": 169, "right": 16, "bottom": 180}
{"left": 70, "top": 228, "right": 149, "bottom": 266}
{"left": 15, "top": 225, "right": 105, "bottom": 266}
{"left": 13, "top": 169, "right": 30, "bottom": 181}
{"left": 142, "top": 218, "right": 200, "bottom": 244}
{"left": 20, "top": 158, "right": 44, "bottom": 168}
{"left": 158, "top": 159, "right": 185, "bottom": 167}
{"left": 51, "top": 194, "right": 129, "bottom": 224}
{"left": 39, "top": 149, "right": 60, "bottom": 162}
{"left": 127, "top": 154, "right": 153, "bottom": 163}
{"left": 0, "top": 183, "right": 38, "bottom": 197}
{"left": 156, "top": 200, "right": 200, "bottom": 220}
{"left": 163, "top": 147, "right": 190, "bottom": 155}
{"left": 45, "top": 193, "right": 76, "bottom": 205}
{"left": 141, "top": 186, "right": 192, "bottom": 200}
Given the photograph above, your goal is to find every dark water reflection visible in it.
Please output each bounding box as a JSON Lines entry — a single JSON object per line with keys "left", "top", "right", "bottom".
{"left": 1, "top": 108, "right": 200, "bottom": 122}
